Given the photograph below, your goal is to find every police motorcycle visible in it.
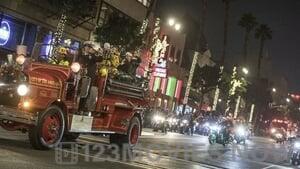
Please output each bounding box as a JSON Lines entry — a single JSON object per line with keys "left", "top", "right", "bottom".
{"left": 289, "top": 140, "right": 300, "bottom": 165}
{"left": 234, "top": 125, "right": 247, "bottom": 144}
{"left": 208, "top": 123, "right": 221, "bottom": 144}
{"left": 152, "top": 114, "right": 167, "bottom": 133}
{"left": 179, "top": 119, "right": 189, "bottom": 134}
{"left": 208, "top": 121, "right": 234, "bottom": 146}
{"left": 167, "top": 117, "right": 179, "bottom": 132}
{"left": 270, "top": 128, "right": 286, "bottom": 144}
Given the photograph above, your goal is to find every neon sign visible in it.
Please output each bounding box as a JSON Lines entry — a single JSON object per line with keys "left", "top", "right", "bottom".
{"left": 0, "top": 21, "right": 10, "bottom": 46}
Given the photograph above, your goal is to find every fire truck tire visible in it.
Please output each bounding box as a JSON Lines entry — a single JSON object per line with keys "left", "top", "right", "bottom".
{"left": 110, "top": 116, "right": 141, "bottom": 148}
{"left": 28, "top": 106, "right": 65, "bottom": 150}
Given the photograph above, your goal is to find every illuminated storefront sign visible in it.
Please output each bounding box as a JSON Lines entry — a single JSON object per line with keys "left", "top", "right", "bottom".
{"left": 153, "top": 77, "right": 161, "bottom": 92}
{"left": 0, "top": 21, "right": 10, "bottom": 46}
{"left": 153, "top": 67, "right": 167, "bottom": 78}
{"left": 160, "top": 78, "right": 167, "bottom": 94}
{"left": 175, "top": 80, "right": 183, "bottom": 99}
{"left": 166, "top": 77, "right": 177, "bottom": 97}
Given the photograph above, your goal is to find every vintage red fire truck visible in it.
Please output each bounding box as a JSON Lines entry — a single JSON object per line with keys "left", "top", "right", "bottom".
{"left": 0, "top": 44, "right": 147, "bottom": 150}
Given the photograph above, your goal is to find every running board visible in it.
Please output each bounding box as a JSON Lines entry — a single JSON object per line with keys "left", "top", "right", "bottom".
{"left": 69, "top": 130, "right": 115, "bottom": 134}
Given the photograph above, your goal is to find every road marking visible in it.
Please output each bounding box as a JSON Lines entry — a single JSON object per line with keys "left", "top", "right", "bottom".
{"left": 135, "top": 150, "right": 221, "bottom": 169}
{"left": 262, "top": 165, "right": 275, "bottom": 169}
{"left": 141, "top": 132, "right": 154, "bottom": 136}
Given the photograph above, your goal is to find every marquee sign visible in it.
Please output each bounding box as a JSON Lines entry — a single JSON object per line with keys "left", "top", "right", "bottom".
{"left": 0, "top": 21, "right": 10, "bottom": 46}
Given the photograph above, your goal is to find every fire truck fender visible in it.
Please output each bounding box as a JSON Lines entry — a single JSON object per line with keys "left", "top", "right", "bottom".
{"left": 132, "top": 111, "right": 143, "bottom": 135}
{"left": 48, "top": 100, "right": 69, "bottom": 129}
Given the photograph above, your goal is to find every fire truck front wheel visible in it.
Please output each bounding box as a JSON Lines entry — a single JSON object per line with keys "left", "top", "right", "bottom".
{"left": 28, "top": 106, "right": 65, "bottom": 150}
{"left": 110, "top": 116, "right": 141, "bottom": 148}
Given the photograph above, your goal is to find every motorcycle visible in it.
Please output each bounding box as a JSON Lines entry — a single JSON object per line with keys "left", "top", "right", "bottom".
{"left": 208, "top": 124, "right": 219, "bottom": 144}
{"left": 270, "top": 128, "right": 286, "bottom": 143}
{"left": 167, "top": 117, "right": 179, "bottom": 132}
{"left": 199, "top": 122, "right": 211, "bottom": 136}
{"left": 290, "top": 141, "right": 300, "bottom": 165}
{"left": 234, "top": 126, "right": 246, "bottom": 144}
{"left": 152, "top": 115, "right": 167, "bottom": 133}
{"left": 274, "top": 132, "right": 286, "bottom": 144}
{"left": 179, "top": 119, "right": 189, "bottom": 135}
{"left": 208, "top": 125, "right": 232, "bottom": 146}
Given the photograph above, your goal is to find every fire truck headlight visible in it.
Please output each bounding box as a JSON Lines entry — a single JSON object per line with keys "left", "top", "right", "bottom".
{"left": 71, "top": 62, "right": 81, "bottom": 73}
{"left": 17, "top": 84, "right": 28, "bottom": 96}
{"left": 16, "top": 55, "right": 26, "bottom": 65}
{"left": 23, "top": 101, "right": 30, "bottom": 109}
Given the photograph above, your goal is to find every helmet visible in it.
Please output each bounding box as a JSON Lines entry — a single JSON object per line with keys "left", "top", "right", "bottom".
{"left": 93, "top": 42, "right": 101, "bottom": 51}
{"left": 58, "top": 47, "right": 67, "bottom": 55}
{"left": 99, "top": 67, "right": 108, "bottom": 77}
{"left": 83, "top": 41, "right": 94, "bottom": 47}
{"left": 125, "top": 52, "right": 133, "bottom": 57}
{"left": 104, "top": 42, "right": 110, "bottom": 50}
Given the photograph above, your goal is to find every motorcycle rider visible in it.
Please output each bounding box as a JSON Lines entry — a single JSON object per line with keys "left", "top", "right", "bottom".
{"left": 189, "top": 115, "right": 194, "bottom": 136}
{"left": 219, "top": 118, "right": 234, "bottom": 143}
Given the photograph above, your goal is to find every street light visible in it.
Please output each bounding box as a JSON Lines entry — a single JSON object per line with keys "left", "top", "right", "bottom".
{"left": 168, "top": 18, "right": 182, "bottom": 31}
{"left": 242, "top": 67, "right": 249, "bottom": 75}
{"left": 168, "top": 18, "right": 175, "bottom": 26}
{"left": 218, "top": 99, "right": 222, "bottom": 102}
{"left": 272, "top": 88, "right": 277, "bottom": 93}
{"left": 286, "top": 98, "right": 291, "bottom": 103}
{"left": 174, "top": 23, "right": 181, "bottom": 31}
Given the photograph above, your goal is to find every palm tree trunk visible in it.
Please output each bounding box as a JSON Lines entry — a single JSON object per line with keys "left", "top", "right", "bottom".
{"left": 200, "top": 0, "right": 207, "bottom": 35}
{"left": 243, "top": 31, "right": 250, "bottom": 64}
{"left": 257, "top": 38, "right": 264, "bottom": 78}
{"left": 221, "top": 0, "right": 230, "bottom": 65}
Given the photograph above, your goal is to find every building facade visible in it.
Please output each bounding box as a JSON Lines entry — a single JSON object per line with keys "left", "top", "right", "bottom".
{"left": 0, "top": 0, "right": 152, "bottom": 56}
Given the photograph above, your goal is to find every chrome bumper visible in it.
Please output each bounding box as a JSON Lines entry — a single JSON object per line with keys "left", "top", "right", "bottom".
{"left": 0, "top": 105, "right": 36, "bottom": 125}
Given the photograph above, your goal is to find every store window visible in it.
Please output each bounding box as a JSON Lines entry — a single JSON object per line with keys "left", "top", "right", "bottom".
{"left": 157, "top": 98, "right": 162, "bottom": 107}
{"left": 0, "top": 14, "right": 37, "bottom": 58}
{"left": 164, "top": 99, "right": 168, "bottom": 110}
{"left": 38, "top": 31, "right": 80, "bottom": 60}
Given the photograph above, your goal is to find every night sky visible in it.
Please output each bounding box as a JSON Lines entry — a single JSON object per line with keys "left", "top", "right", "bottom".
{"left": 158, "top": 0, "right": 300, "bottom": 92}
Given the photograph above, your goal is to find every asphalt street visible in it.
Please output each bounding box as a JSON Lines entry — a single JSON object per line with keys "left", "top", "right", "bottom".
{"left": 0, "top": 128, "right": 296, "bottom": 169}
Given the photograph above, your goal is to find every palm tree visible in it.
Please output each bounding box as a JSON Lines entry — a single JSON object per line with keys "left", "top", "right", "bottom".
{"left": 238, "top": 13, "right": 258, "bottom": 64}
{"left": 221, "top": 0, "right": 231, "bottom": 65}
{"left": 255, "top": 24, "right": 272, "bottom": 78}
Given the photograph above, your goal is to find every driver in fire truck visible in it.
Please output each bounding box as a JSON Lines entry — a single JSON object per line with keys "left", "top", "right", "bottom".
{"left": 49, "top": 47, "right": 70, "bottom": 66}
